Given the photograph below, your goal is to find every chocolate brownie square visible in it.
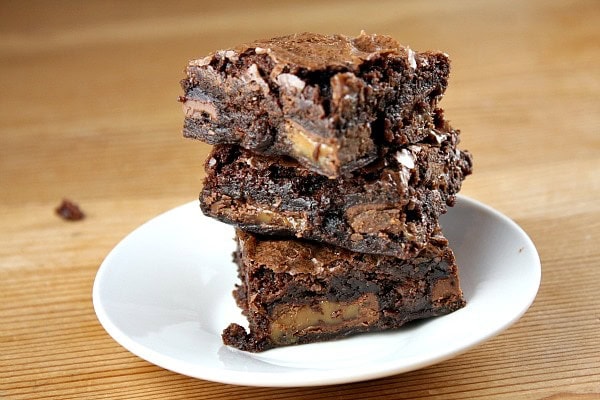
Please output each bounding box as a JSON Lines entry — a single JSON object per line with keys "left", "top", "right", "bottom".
{"left": 200, "top": 119, "right": 472, "bottom": 259}
{"left": 181, "top": 32, "right": 451, "bottom": 177}
{"left": 222, "top": 229, "right": 466, "bottom": 352}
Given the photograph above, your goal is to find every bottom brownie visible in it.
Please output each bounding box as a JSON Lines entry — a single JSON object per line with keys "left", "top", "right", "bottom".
{"left": 222, "top": 229, "right": 466, "bottom": 352}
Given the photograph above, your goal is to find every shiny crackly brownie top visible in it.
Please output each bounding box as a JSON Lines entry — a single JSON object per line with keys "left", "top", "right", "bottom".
{"left": 189, "top": 31, "right": 443, "bottom": 72}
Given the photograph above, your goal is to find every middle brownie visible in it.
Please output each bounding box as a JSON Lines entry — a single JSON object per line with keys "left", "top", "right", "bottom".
{"left": 200, "top": 123, "right": 472, "bottom": 259}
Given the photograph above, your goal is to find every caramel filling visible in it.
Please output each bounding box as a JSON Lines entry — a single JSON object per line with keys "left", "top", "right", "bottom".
{"left": 285, "top": 119, "right": 339, "bottom": 177}
{"left": 269, "top": 293, "right": 379, "bottom": 345}
{"left": 251, "top": 208, "right": 306, "bottom": 231}
{"left": 210, "top": 199, "right": 307, "bottom": 233}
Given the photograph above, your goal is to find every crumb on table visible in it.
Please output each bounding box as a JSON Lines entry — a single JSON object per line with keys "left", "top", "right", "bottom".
{"left": 55, "top": 199, "right": 85, "bottom": 221}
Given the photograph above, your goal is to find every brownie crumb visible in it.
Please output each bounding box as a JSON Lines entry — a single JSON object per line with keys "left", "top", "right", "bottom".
{"left": 56, "top": 199, "right": 85, "bottom": 221}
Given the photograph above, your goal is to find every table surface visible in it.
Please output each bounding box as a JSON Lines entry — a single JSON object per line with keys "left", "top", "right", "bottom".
{"left": 1, "top": 0, "right": 599, "bottom": 398}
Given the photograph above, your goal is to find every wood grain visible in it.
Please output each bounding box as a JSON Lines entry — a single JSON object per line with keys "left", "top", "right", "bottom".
{"left": 1, "top": 0, "right": 599, "bottom": 398}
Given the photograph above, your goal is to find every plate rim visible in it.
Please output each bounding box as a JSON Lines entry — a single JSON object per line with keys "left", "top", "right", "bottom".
{"left": 92, "top": 195, "right": 541, "bottom": 387}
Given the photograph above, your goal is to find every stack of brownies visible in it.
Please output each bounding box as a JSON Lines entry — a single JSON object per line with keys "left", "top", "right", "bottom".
{"left": 180, "top": 32, "right": 473, "bottom": 352}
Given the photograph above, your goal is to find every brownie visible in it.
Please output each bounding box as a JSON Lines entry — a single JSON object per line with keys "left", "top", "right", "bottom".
{"left": 200, "top": 121, "right": 472, "bottom": 259}
{"left": 222, "top": 229, "right": 465, "bottom": 352}
{"left": 181, "top": 32, "right": 451, "bottom": 177}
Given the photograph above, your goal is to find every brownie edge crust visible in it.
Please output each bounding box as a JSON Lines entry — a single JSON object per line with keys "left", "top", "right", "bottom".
{"left": 222, "top": 230, "right": 466, "bottom": 352}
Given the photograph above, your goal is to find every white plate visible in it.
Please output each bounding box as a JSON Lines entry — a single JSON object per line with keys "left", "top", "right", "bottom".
{"left": 93, "top": 195, "right": 540, "bottom": 387}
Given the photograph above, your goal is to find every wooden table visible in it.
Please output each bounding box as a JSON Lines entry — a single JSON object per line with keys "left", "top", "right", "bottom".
{"left": 1, "top": 0, "right": 598, "bottom": 398}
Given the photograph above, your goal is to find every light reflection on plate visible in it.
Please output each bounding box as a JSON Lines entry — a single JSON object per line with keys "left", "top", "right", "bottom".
{"left": 93, "top": 196, "right": 540, "bottom": 387}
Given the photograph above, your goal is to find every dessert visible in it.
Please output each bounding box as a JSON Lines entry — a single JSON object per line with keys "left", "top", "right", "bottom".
{"left": 181, "top": 32, "right": 451, "bottom": 177}
{"left": 200, "top": 122, "right": 472, "bottom": 258}
{"left": 222, "top": 229, "right": 465, "bottom": 352}
{"left": 180, "top": 32, "right": 472, "bottom": 352}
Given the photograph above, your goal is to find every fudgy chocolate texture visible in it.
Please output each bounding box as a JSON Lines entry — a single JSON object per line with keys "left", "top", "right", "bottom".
{"left": 200, "top": 121, "right": 472, "bottom": 258}
{"left": 181, "top": 32, "right": 451, "bottom": 177}
{"left": 222, "top": 229, "right": 466, "bottom": 352}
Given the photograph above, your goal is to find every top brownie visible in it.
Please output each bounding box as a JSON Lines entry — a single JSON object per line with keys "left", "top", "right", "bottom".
{"left": 181, "top": 32, "right": 451, "bottom": 177}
